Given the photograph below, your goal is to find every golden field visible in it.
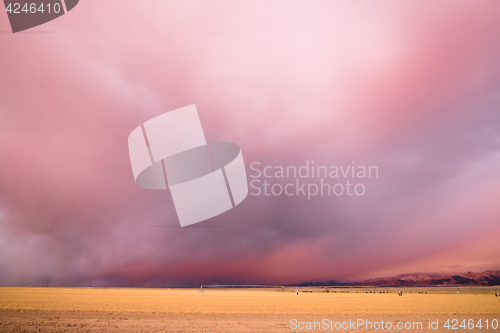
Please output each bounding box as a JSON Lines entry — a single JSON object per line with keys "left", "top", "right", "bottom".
{"left": 0, "top": 287, "right": 499, "bottom": 332}
{"left": 0, "top": 287, "right": 499, "bottom": 315}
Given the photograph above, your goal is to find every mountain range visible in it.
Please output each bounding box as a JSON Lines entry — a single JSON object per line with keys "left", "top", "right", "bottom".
{"left": 296, "top": 270, "right": 500, "bottom": 287}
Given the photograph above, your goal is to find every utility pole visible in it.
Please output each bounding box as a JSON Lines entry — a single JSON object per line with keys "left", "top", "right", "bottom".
{"left": 1, "top": 277, "right": 3, "bottom": 286}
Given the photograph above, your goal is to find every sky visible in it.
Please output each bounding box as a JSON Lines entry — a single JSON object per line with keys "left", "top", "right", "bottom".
{"left": 0, "top": 0, "right": 499, "bottom": 287}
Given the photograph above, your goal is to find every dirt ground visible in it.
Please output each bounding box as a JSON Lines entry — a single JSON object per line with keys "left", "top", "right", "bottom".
{"left": 0, "top": 287, "right": 498, "bottom": 332}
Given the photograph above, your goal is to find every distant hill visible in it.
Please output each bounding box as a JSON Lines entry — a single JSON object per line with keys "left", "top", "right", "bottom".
{"left": 295, "top": 270, "right": 500, "bottom": 287}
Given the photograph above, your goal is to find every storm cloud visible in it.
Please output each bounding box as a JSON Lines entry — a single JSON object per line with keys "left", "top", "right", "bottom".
{"left": 0, "top": 0, "right": 499, "bottom": 286}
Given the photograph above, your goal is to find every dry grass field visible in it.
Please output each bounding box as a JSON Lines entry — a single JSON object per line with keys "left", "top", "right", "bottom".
{"left": 0, "top": 287, "right": 499, "bottom": 332}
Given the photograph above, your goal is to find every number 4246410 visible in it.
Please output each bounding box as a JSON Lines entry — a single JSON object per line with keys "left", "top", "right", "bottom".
{"left": 444, "top": 319, "right": 499, "bottom": 330}
{"left": 5, "top": 3, "right": 62, "bottom": 14}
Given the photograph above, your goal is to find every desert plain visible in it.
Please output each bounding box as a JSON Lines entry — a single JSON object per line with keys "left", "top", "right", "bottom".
{"left": 0, "top": 286, "right": 499, "bottom": 332}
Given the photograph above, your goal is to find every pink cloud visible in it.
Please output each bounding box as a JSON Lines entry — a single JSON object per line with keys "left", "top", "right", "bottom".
{"left": 0, "top": 0, "right": 499, "bottom": 286}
